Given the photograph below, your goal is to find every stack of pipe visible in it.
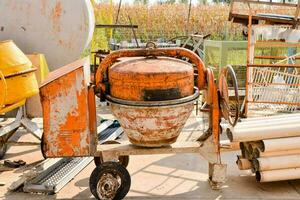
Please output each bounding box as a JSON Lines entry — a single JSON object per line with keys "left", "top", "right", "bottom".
{"left": 227, "top": 113, "right": 300, "bottom": 182}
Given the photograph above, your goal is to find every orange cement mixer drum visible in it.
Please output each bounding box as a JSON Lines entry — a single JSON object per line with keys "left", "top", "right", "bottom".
{"left": 109, "top": 57, "right": 194, "bottom": 101}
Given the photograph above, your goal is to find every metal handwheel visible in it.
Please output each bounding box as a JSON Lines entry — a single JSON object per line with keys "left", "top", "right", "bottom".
{"left": 218, "top": 65, "right": 239, "bottom": 127}
{"left": 89, "top": 162, "right": 131, "bottom": 200}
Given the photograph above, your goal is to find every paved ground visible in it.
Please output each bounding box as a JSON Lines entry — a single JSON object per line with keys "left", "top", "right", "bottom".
{"left": 1, "top": 108, "right": 300, "bottom": 200}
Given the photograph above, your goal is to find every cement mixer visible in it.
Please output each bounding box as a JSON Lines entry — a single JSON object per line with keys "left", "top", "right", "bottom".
{"left": 40, "top": 45, "right": 239, "bottom": 200}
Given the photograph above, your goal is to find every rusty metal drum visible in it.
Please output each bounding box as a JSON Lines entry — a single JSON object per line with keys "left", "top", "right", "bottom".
{"left": 109, "top": 57, "right": 194, "bottom": 101}
{"left": 102, "top": 51, "right": 200, "bottom": 147}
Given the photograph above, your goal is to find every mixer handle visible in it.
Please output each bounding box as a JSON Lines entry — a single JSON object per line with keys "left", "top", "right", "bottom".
{"left": 95, "top": 47, "right": 207, "bottom": 96}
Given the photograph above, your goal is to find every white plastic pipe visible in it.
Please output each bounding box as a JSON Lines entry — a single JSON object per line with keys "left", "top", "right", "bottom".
{"left": 248, "top": 141, "right": 263, "bottom": 154}
{"left": 233, "top": 117, "right": 300, "bottom": 129}
{"left": 241, "top": 113, "right": 300, "bottom": 122}
{"left": 262, "top": 136, "right": 300, "bottom": 152}
{"left": 227, "top": 123, "right": 300, "bottom": 142}
{"left": 236, "top": 156, "right": 252, "bottom": 170}
{"left": 253, "top": 154, "right": 300, "bottom": 171}
{"left": 256, "top": 168, "right": 300, "bottom": 182}
{"left": 254, "top": 148, "right": 300, "bottom": 158}
{"left": 240, "top": 142, "right": 253, "bottom": 159}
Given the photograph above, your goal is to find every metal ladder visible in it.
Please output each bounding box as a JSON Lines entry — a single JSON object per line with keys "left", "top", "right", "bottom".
{"left": 23, "top": 120, "right": 123, "bottom": 194}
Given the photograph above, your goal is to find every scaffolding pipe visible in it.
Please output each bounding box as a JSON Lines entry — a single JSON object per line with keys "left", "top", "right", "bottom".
{"left": 253, "top": 154, "right": 300, "bottom": 171}
{"left": 261, "top": 136, "right": 300, "bottom": 152}
{"left": 227, "top": 123, "right": 300, "bottom": 142}
{"left": 256, "top": 168, "right": 300, "bottom": 182}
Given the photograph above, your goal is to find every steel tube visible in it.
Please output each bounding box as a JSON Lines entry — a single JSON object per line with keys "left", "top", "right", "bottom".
{"left": 256, "top": 168, "right": 300, "bottom": 182}
{"left": 227, "top": 123, "right": 300, "bottom": 142}
{"left": 262, "top": 136, "right": 300, "bottom": 152}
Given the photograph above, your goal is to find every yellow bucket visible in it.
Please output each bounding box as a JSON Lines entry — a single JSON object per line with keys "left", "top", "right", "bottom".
{"left": 0, "top": 40, "right": 39, "bottom": 112}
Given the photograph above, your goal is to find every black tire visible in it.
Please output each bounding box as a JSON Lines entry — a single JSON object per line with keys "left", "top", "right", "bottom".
{"left": 89, "top": 162, "right": 131, "bottom": 200}
{"left": 40, "top": 134, "right": 47, "bottom": 159}
{"left": 0, "top": 139, "right": 7, "bottom": 160}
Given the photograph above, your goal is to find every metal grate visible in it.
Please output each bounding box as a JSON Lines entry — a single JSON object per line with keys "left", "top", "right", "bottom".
{"left": 34, "top": 157, "right": 87, "bottom": 187}
{"left": 24, "top": 120, "right": 123, "bottom": 194}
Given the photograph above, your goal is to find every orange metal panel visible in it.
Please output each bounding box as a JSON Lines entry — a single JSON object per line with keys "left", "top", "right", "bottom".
{"left": 40, "top": 58, "right": 93, "bottom": 157}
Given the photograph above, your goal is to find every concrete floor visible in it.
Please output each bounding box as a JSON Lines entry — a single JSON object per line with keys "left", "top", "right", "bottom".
{"left": 1, "top": 108, "right": 300, "bottom": 200}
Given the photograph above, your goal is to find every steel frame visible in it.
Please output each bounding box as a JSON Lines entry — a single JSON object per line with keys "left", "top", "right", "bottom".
{"left": 244, "top": 17, "right": 300, "bottom": 116}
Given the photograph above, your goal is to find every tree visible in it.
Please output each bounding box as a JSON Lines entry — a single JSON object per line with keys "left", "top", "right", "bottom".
{"left": 134, "top": 0, "right": 148, "bottom": 4}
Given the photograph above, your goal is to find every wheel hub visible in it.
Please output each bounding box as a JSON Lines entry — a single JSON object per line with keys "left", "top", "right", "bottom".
{"left": 97, "top": 173, "right": 120, "bottom": 200}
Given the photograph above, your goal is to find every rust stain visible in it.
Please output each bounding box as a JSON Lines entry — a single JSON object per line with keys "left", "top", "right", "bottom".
{"left": 41, "top": 0, "right": 47, "bottom": 16}
{"left": 51, "top": 0, "right": 62, "bottom": 33}
{"left": 110, "top": 102, "right": 194, "bottom": 147}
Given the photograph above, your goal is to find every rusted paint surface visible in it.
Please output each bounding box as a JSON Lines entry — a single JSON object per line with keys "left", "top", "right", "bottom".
{"left": 51, "top": 1, "right": 62, "bottom": 33}
{"left": 110, "top": 102, "right": 194, "bottom": 147}
{"left": 206, "top": 68, "right": 221, "bottom": 154}
{"left": 109, "top": 57, "right": 194, "bottom": 101}
{"left": 40, "top": 59, "right": 92, "bottom": 157}
{"left": 95, "top": 48, "right": 206, "bottom": 97}
{"left": 87, "top": 85, "right": 97, "bottom": 154}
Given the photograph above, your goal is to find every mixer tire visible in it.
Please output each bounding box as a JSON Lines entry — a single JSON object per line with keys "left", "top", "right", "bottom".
{"left": 0, "top": 140, "right": 7, "bottom": 160}
{"left": 90, "top": 162, "right": 131, "bottom": 200}
{"left": 40, "top": 134, "right": 47, "bottom": 159}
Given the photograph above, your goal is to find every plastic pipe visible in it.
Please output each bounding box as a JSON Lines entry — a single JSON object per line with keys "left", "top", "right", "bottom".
{"left": 256, "top": 168, "right": 300, "bottom": 182}
{"left": 227, "top": 123, "right": 300, "bottom": 142}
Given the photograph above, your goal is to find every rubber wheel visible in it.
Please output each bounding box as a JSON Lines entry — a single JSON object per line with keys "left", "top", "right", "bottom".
{"left": 89, "top": 162, "right": 131, "bottom": 200}
{"left": 94, "top": 141, "right": 129, "bottom": 168}
{"left": 40, "top": 134, "right": 47, "bottom": 159}
{"left": 0, "top": 138, "right": 7, "bottom": 160}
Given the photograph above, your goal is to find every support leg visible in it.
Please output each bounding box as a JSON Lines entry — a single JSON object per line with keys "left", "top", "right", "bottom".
{"left": 208, "top": 162, "right": 227, "bottom": 190}
{"left": 21, "top": 118, "right": 42, "bottom": 140}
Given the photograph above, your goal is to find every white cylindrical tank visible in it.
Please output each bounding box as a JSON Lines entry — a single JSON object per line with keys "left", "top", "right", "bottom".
{"left": 0, "top": 0, "right": 95, "bottom": 70}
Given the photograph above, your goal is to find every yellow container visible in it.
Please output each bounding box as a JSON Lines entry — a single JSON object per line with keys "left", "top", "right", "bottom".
{"left": 0, "top": 40, "right": 39, "bottom": 112}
